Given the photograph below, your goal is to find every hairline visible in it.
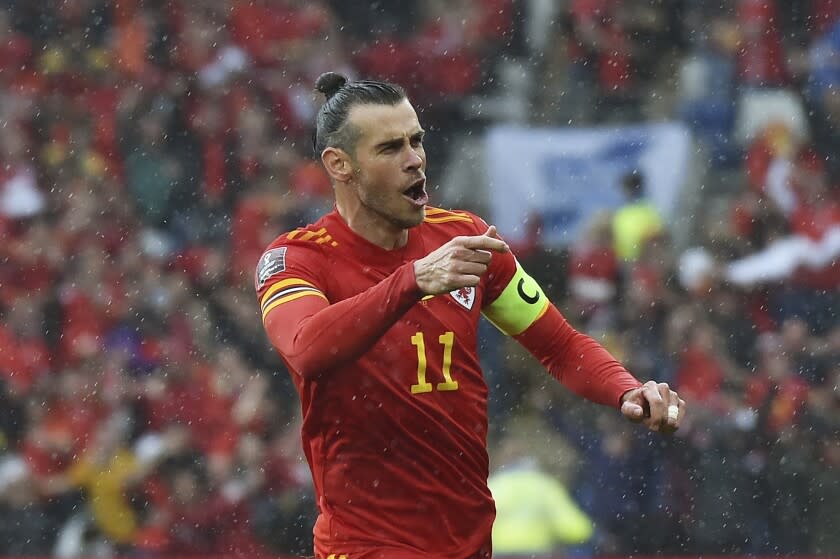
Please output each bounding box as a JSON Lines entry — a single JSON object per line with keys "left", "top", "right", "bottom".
{"left": 324, "top": 97, "right": 411, "bottom": 159}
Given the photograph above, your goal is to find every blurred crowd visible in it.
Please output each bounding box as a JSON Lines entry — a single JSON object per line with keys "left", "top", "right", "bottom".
{"left": 0, "top": 0, "right": 837, "bottom": 557}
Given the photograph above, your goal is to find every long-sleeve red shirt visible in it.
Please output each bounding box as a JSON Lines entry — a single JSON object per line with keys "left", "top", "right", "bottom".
{"left": 257, "top": 207, "right": 640, "bottom": 558}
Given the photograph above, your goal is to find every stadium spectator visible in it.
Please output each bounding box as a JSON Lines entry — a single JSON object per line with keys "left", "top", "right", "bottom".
{"left": 612, "top": 170, "right": 664, "bottom": 261}
{"left": 489, "top": 435, "right": 593, "bottom": 557}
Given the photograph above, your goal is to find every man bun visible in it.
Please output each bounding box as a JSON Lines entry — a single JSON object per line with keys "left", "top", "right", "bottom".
{"left": 312, "top": 73, "right": 405, "bottom": 155}
{"left": 315, "top": 72, "right": 348, "bottom": 100}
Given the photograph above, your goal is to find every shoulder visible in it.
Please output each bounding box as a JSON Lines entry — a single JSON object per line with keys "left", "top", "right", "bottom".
{"left": 261, "top": 217, "right": 344, "bottom": 259}
{"left": 282, "top": 221, "right": 342, "bottom": 247}
{"left": 256, "top": 221, "right": 335, "bottom": 292}
{"left": 421, "top": 206, "right": 487, "bottom": 236}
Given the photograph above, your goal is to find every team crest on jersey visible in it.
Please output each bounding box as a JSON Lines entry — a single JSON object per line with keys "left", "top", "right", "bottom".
{"left": 449, "top": 286, "right": 475, "bottom": 310}
{"left": 256, "top": 247, "right": 287, "bottom": 288}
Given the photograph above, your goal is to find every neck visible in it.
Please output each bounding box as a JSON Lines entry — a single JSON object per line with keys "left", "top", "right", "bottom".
{"left": 335, "top": 186, "right": 409, "bottom": 250}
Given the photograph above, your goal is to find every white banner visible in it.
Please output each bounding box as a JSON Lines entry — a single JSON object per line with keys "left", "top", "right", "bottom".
{"left": 484, "top": 123, "right": 692, "bottom": 246}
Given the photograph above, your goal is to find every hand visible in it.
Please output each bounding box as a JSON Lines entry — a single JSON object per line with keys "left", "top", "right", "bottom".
{"left": 414, "top": 226, "right": 509, "bottom": 295}
{"left": 620, "top": 380, "right": 686, "bottom": 434}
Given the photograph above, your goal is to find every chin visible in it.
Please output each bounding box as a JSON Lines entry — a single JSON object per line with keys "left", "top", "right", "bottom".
{"left": 390, "top": 208, "right": 425, "bottom": 229}
{"left": 395, "top": 214, "right": 425, "bottom": 229}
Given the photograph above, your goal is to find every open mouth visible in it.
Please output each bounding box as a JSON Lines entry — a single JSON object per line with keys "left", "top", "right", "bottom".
{"left": 402, "top": 178, "right": 428, "bottom": 206}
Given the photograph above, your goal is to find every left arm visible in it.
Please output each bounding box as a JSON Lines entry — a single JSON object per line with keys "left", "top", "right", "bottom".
{"left": 480, "top": 237, "right": 685, "bottom": 432}
{"left": 482, "top": 258, "right": 640, "bottom": 407}
{"left": 514, "top": 303, "right": 641, "bottom": 407}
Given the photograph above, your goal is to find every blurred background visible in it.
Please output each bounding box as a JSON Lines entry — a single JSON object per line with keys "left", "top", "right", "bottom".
{"left": 0, "top": 0, "right": 839, "bottom": 557}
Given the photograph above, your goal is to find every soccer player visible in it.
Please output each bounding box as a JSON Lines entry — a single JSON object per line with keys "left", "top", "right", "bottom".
{"left": 255, "top": 72, "right": 686, "bottom": 559}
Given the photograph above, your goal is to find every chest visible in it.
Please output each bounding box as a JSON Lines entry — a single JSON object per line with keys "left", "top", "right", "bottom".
{"left": 332, "top": 252, "right": 482, "bottom": 314}
{"left": 321, "top": 252, "right": 485, "bottom": 357}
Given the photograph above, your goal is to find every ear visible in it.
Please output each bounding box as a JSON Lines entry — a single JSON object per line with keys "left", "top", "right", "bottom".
{"left": 321, "top": 147, "right": 354, "bottom": 183}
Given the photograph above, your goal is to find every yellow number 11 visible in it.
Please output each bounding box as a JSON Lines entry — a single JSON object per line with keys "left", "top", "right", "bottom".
{"left": 410, "top": 331, "right": 459, "bottom": 394}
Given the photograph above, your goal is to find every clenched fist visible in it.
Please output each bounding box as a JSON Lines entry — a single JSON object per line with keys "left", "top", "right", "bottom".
{"left": 413, "top": 226, "right": 509, "bottom": 295}
{"left": 620, "top": 381, "right": 686, "bottom": 434}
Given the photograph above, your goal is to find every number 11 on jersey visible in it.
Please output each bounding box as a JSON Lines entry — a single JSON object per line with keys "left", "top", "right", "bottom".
{"left": 410, "top": 331, "right": 459, "bottom": 394}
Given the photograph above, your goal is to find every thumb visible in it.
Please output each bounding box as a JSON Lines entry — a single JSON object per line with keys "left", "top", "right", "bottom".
{"left": 484, "top": 225, "right": 499, "bottom": 238}
{"left": 621, "top": 401, "right": 645, "bottom": 422}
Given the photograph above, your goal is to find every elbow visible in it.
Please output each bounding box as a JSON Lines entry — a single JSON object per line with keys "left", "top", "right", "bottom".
{"left": 290, "top": 358, "right": 321, "bottom": 380}
{"left": 281, "top": 350, "right": 326, "bottom": 381}
{"left": 266, "top": 315, "right": 327, "bottom": 379}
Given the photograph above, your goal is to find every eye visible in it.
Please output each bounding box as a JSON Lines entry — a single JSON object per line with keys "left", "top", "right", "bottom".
{"left": 411, "top": 135, "right": 424, "bottom": 147}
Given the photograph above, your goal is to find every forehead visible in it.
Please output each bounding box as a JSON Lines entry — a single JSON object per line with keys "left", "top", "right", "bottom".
{"left": 347, "top": 99, "right": 422, "bottom": 145}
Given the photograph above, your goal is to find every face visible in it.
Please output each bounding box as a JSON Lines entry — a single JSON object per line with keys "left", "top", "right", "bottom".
{"left": 344, "top": 99, "right": 428, "bottom": 229}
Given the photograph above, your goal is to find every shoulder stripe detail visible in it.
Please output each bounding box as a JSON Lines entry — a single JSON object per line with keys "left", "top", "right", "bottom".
{"left": 286, "top": 227, "right": 330, "bottom": 242}
{"left": 260, "top": 278, "right": 317, "bottom": 306}
{"left": 315, "top": 234, "right": 334, "bottom": 244}
{"left": 424, "top": 215, "right": 475, "bottom": 224}
{"left": 262, "top": 290, "right": 328, "bottom": 320}
{"left": 299, "top": 227, "right": 327, "bottom": 241}
{"left": 424, "top": 207, "right": 469, "bottom": 217}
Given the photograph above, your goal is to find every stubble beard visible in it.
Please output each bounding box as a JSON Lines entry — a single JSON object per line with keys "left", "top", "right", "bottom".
{"left": 357, "top": 177, "right": 425, "bottom": 230}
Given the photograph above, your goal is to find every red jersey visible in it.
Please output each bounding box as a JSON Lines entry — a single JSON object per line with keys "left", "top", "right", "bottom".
{"left": 256, "top": 207, "right": 640, "bottom": 558}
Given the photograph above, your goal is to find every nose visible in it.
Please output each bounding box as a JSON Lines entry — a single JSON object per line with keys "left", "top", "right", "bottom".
{"left": 404, "top": 147, "right": 423, "bottom": 171}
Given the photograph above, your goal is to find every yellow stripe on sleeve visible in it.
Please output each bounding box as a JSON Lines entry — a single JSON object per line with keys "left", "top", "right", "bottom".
{"left": 260, "top": 278, "right": 318, "bottom": 307}
{"left": 482, "top": 260, "right": 550, "bottom": 336}
{"left": 262, "top": 290, "right": 328, "bottom": 320}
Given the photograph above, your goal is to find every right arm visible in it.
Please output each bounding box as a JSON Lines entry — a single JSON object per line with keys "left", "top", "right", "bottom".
{"left": 262, "top": 262, "right": 422, "bottom": 379}
{"left": 259, "top": 229, "right": 508, "bottom": 379}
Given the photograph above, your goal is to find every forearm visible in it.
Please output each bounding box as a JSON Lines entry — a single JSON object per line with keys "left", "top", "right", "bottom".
{"left": 514, "top": 304, "right": 641, "bottom": 407}
{"left": 264, "top": 262, "right": 422, "bottom": 378}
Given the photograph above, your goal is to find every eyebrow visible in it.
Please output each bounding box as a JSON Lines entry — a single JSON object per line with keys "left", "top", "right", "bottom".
{"left": 374, "top": 129, "right": 425, "bottom": 151}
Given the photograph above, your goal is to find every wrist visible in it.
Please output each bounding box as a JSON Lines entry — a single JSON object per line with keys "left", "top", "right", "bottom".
{"left": 408, "top": 261, "right": 426, "bottom": 298}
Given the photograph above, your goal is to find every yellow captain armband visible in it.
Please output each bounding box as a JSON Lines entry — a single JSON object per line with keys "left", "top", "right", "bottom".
{"left": 482, "top": 260, "right": 550, "bottom": 336}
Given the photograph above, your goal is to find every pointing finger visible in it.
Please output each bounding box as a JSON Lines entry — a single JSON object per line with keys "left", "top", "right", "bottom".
{"left": 462, "top": 249, "right": 493, "bottom": 265}
{"left": 462, "top": 234, "right": 509, "bottom": 252}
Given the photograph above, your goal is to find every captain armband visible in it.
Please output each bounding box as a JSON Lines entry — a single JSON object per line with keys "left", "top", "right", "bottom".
{"left": 482, "top": 260, "right": 550, "bottom": 336}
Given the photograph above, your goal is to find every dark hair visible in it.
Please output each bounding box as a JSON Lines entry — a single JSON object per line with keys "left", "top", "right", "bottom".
{"left": 312, "top": 72, "right": 406, "bottom": 156}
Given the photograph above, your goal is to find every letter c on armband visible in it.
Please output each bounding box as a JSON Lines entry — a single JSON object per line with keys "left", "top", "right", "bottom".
{"left": 517, "top": 278, "right": 541, "bottom": 304}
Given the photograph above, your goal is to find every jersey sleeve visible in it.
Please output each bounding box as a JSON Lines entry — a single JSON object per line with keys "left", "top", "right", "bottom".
{"left": 465, "top": 212, "right": 549, "bottom": 336}
{"left": 256, "top": 241, "right": 328, "bottom": 323}
{"left": 514, "top": 304, "right": 642, "bottom": 407}
{"left": 255, "top": 238, "right": 422, "bottom": 380}
{"left": 466, "top": 213, "right": 641, "bottom": 407}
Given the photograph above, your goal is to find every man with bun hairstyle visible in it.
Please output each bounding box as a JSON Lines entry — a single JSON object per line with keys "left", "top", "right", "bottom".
{"left": 255, "top": 72, "right": 686, "bottom": 559}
